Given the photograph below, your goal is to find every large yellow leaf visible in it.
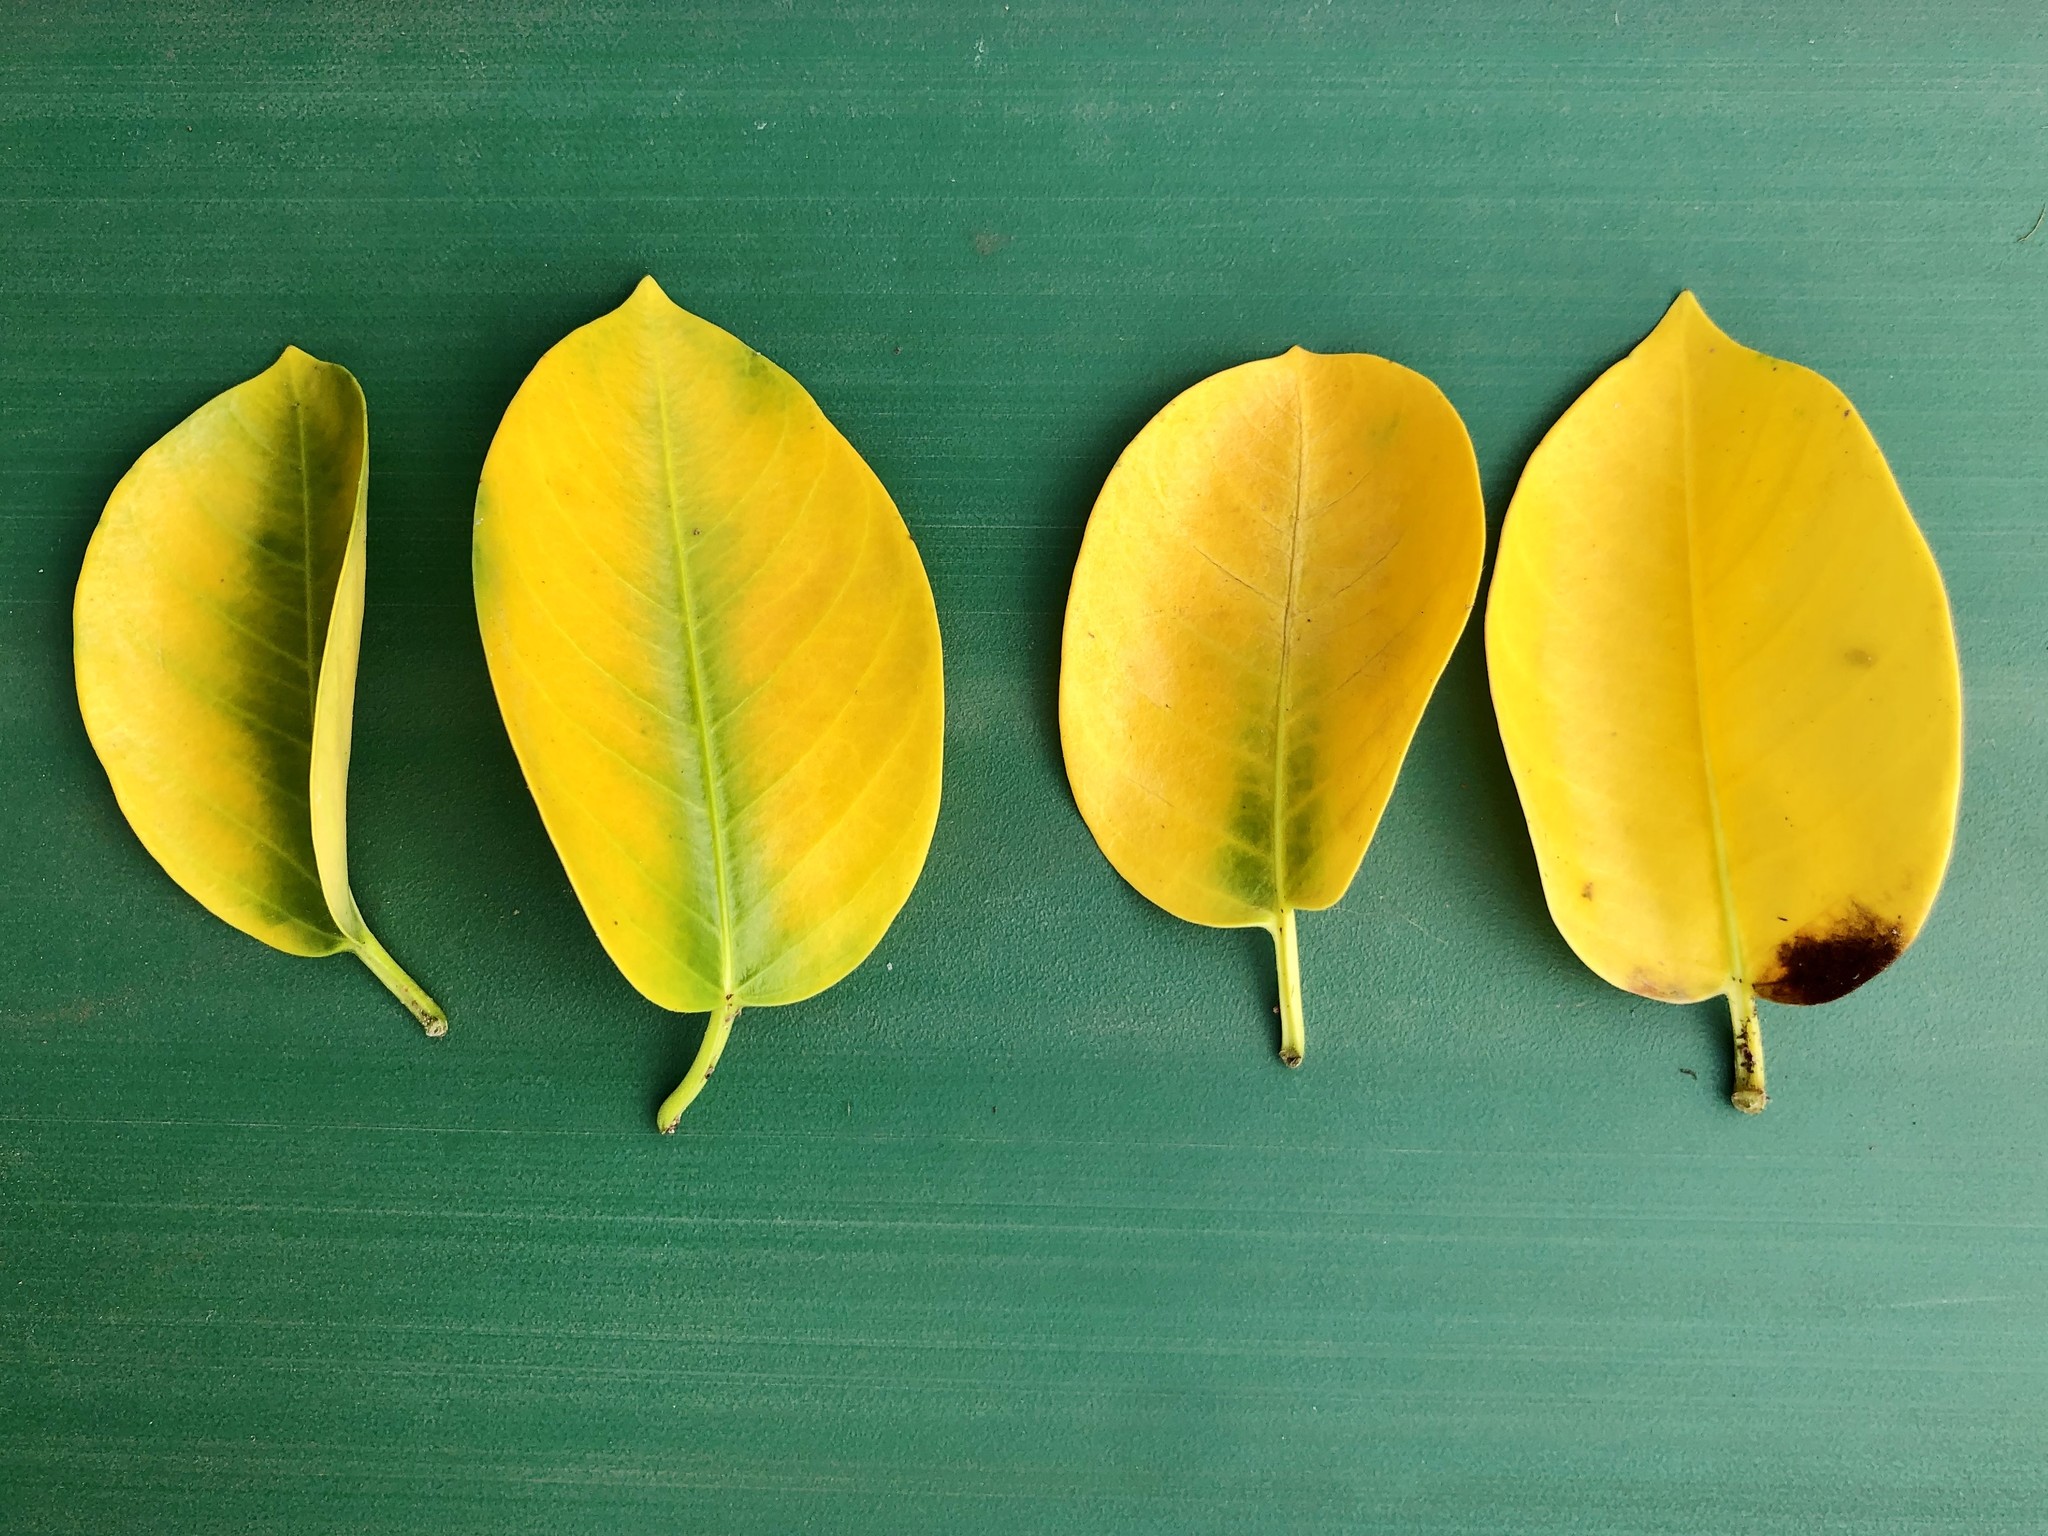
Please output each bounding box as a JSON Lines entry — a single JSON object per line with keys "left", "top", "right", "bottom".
{"left": 74, "top": 347, "right": 445, "bottom": 1033}
{"left": 473, "top": 277, "right": 944, "bottom": 1131}
{"left": 1060, "top": 348, "right": 1485, "bottom": 1065}
{"left": 1487, "top": 292, "right": 1962, "bottom": 1112}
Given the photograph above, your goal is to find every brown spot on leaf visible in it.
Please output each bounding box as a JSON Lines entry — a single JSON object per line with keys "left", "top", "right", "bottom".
{"left": 1755, "top": 904, "right": 1905, "bottom": 1006}
{"left": 1844, "top": 647, "right": 1875, "bottom": 668}
{"left": 971, "top": 229, "right": 1011, "bottom": 257}
{"left": 1580, "top": 881, "right": 1595, "bottom": 900}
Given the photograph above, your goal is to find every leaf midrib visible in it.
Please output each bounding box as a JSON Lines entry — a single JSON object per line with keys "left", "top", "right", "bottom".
{"left": 294, "top": 391, "right": 318, "bottom": 706}
{"left": 1677, "top": 330, "right": 1749, "bottom": 988}
{"left": 288, "top": 381, "right": 340, "bottom": 942}
{"left": 1268, "top": 362, "right": 1311, "bottom": 916}
{"left": 654, "top": 360, "right": 739, "bottom": 996}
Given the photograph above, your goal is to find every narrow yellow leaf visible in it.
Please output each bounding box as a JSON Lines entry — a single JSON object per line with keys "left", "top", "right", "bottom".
{"left": 473, "top": 277, "right": 944, "bottom": 1130}
{"left": 1487, "top": 292, "right": 1962, "bottom": 1112}
{"left": 1060, "top": 348, "right": 1485, "bottom": 1064}
{"left": 74, "top": 348, "right": 445, "bottom": 1033}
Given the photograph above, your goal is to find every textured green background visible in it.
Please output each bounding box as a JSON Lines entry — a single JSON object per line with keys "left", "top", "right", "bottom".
{"left": 4, "top": 4, "right": 2045, "bottom": 1531}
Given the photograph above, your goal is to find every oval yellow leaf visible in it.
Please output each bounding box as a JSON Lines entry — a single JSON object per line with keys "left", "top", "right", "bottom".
{"left": 1060, "top": 347, "right": 1485, "bottom": 1065}
{"left": 74, "top": 347, "right": 444, "bottom": 1033}
{"left": 473, "top": 277, "right": 944, "bottom": 1131}
{"left": 1487, "top": 292, "right": 1962, "bottom": 1112}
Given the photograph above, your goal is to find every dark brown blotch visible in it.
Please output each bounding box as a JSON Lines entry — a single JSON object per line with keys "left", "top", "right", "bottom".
{"left": 1755, "top": 904, "right": 1905, "bottom": 1006}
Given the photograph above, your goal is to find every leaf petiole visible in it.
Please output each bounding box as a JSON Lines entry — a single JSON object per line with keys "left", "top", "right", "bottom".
{"left": 350, "top": 933, "right": 447, "bottom": 1037}
{"left": 657, "top": 994, "right": 742, "bottom": 1133}
{"left": 1272, "top": 908, "right": 1305, "bottom": 1068}
{"left": 1728, "top": 980, "right": 1767, "bottom": 1114}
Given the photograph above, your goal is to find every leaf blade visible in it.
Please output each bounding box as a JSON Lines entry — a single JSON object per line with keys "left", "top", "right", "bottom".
{"left": 77, "top": 348, "right": 358, "bottom": 955}
{"left": 74, "top": 347, "right": 440, "bottom": 1029}
{"left": 473, "top": 277, "right": 944, "bottom": 1092}
{"left": 1486, "top": 293, "right": 1961, "bottom": 1091}
{"left": 1060, "top": 348, "right": 1485, "bottom": 1059}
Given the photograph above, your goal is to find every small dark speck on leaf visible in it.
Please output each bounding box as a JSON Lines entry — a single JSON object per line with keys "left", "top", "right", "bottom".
{"left": 893, "top": 345, "right": 901, "bottom": 354}
{"left": 2019, "top": 205, "right": 2045, "bottom": 243}
{"left": 1679, "top": 1067, "right": 1697, "bottom": 1080}
{"left": 1580, "top": 881, "right": 1595, "bottom": 900}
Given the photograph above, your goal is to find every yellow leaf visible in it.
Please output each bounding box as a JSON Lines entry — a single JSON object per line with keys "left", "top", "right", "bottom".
{"left": 74, "top": 348, "right": 445, "bottom": 1033}
{"left": 1486, "top": 293, "right": 1962, "bottom": 1112}
{"left": 1060, "top": 348, "right": 1485, "bottom": 1065}
{"left": 473, "top": 277, "right": 944, "bottom": 1131}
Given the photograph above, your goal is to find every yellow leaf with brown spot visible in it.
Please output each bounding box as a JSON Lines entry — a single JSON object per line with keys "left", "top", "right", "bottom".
{"left": 1060, "top": 348, "right": 1485, "bottom": 1066}
{"left": 1487, "top": 292, "right": 1961, "bottom": 1112}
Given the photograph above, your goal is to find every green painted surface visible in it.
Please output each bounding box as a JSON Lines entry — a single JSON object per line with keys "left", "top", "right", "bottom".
{"left": 3, "top": 5, "right": 2045, "bottom": 1531}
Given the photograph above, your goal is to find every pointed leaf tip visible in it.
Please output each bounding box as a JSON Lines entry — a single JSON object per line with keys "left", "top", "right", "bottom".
{"left": 272, "top": 343, "right": 323, "bottom": 374}
{"left": 629, "top": 274, "right": 673, "bottom": 308}
{"left": 1654, "top": 289, "right": 1735, "bottom": 351}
